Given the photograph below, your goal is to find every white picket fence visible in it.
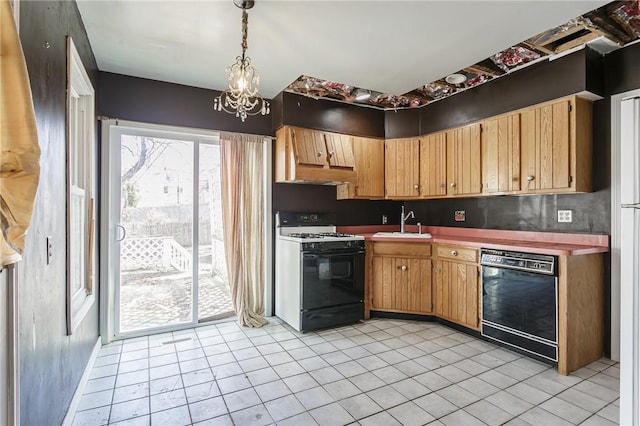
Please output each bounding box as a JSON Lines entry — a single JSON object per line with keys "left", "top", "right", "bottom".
{"left": 121, "top": 236, "right": 191, "bottom": 272}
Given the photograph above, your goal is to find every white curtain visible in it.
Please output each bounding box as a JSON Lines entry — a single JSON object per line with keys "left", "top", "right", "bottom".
{"left": 220, "top": 132, "right": 268, "bottom": 327}
{"left": 0, "top": 0, "right": 41, "bottom": 266}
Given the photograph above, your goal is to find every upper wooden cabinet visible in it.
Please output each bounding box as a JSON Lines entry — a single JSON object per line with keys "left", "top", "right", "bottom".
{"left": 385, "top": 138, "right": 421, "bottom": 198}
{"left": 420, "top": 131, "right": 448, "bottom": 197}
{"left": 519, "top": 96, "right": 592, "bottom": 194}
{"left": 446, "top": 123, "right": 482, "bottom": 197}
{"left": 275, "top": 126, "right": 356, "bottom": 184}
{"left": 324, "top": 133, "right": 356, "bottom": 168}
{"left": 337, "top": 136, "right": 385, "bottom": 200}
{"left": 419, "top": 124, "right": 482, "bottom": 198}
{"left": 481, "top": 113, "right": 521, "bottom": 194}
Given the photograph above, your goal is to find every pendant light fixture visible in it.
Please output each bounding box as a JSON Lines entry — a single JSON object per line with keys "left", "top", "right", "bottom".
{"left": 213, "top": 0, "right": 269, "bottom": 122}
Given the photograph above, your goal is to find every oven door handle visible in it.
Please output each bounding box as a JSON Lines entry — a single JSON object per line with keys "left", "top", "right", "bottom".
{"left": 303, "top": 250, "right": 365, "bottom": 257}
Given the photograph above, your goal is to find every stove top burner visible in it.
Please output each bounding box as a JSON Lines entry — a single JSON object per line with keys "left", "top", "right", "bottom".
{"left": 287, "top": 232, "right": 357, "bottom": 239}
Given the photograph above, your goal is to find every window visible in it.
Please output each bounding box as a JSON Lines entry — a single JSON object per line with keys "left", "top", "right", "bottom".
{"left": 66, "top": 36, "right": 96, "bottom": 334}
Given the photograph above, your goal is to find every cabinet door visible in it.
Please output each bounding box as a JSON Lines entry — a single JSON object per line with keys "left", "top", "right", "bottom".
{"left": 325, "top": 133, "right": 355, "bottom": 169}
{"left": 371, "top": 256, "right": 432, "bottom": 313}
{"left": 349, "top": 137, "right": 385, "bottom": 198}
{"left": 291, "top": 128, "right": 327, "bottom": 166}
{"left": 482, "top": 114, "right": 521, "bottom": 193}
{"left": 385, "top": 138, "right": 420, "bottom": 198}
{"left": 520, "top": 100, "right": 570, "bottom": 192}
{"left": 372, "top": 256, "right": 395, "bottom": 310}
{"left": 434, "top": 259, "right": 479, "bottom": 330}
{"left": 446, "top": 124, "right": 482, "bottom": 196}
{"left": 407, "top": 258, "right": 432, "bottom": 313}
{"left": 420, "top": 132, "right": 448, "bottom": 197}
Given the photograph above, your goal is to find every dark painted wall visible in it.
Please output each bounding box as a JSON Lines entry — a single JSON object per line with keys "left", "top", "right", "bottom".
{"left": 19, "top": 2, "right": 100, "bottom": 425}
{"left": 417, "top": 48, "right": 603, "bottom": 135}
{"left": 99, "top": 72, "right": 273, "bottom": 135}
{"left": 385, "top": 108, "right": 420, "bottom": 139}
{"left": 273, "top": 184, "right": 399, "bottom": 225}
{"left": 275, "top": 92, "right": 385, "bottom": 138}
{"left": 605, "top": 41, "right": 640, "bottom": 96}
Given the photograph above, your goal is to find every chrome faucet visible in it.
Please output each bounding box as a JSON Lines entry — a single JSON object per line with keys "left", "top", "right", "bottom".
{"left": 400, "top": 205, "right": 415, "bottom": 233}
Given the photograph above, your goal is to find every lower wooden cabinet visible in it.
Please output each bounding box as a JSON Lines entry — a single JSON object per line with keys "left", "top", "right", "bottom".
{"left": 372, "top": 256, "right": 432, "bottom": 313}
{"left": 369, "top": 242, "right": 432, "bottom": 315}
{"left": 433, "top": 244, "right": 479, "bottom": 330}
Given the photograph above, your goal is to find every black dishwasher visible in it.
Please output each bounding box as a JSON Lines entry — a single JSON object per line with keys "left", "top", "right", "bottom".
{"left": 481, "top": 249, "right": 558, "bottom": 363}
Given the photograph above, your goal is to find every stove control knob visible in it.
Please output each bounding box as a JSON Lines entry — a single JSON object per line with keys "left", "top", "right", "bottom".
{"left": 308, "top": 243, "right": 315, "bottom": 249}
{"left": 346, "top": 241, "right": 352, "bottom": 247}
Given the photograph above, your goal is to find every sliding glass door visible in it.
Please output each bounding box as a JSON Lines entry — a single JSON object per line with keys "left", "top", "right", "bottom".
{"left": 104, "top": 123, "right": 233, "bottom": 339}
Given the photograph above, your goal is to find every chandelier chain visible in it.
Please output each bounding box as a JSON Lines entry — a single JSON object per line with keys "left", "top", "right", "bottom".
{"left": 241, "top": 9, "right": 248, "bottom": 57}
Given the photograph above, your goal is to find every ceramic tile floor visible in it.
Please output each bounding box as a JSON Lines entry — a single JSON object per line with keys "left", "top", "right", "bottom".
{"left": 72, "top": 318, "right": 620, "bottom": 426}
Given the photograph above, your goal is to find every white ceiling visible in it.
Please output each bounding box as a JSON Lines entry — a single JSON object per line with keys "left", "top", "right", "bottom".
{"left": 77, "top": 1, "right": 610, "bottom": 100}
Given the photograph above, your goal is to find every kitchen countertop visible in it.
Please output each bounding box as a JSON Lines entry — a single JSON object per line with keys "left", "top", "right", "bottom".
{"left": 337, "top": 225, "right": 609, "bottom": 256}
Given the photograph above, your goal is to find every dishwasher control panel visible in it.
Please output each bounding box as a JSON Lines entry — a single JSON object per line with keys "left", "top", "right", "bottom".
{"left": 481, "top": 249, "right": 556, "bottom": 276}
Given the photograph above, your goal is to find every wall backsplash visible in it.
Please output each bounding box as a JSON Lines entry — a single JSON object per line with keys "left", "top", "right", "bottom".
{"left": 273, "top": 184, "right": 400, "bottom": 226}
{"left": 405, "top": 192, "right": 609, "bottom": 234}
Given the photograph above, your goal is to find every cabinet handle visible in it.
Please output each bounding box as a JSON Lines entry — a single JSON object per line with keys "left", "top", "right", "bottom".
{"left": 450, "top": 182, "right": 457, "bottom": 188}
{"left": 317, "top": 152, "right": 324, "bottom": 157}
{"left": 414, "top": 184, "right": 419, "bottom": 190}
{"left": 434, "top": 267, "right": 441, "bottom": 273}
{"left": 451, "top": 250, "right": 458, "bottom": 256}
{"left": 526, "top": 175, "right": 535, "bottom": 182}
{"left": 328, "top": 151, "right": 334, "bottom": 157}
{"left": 440, "top": 183, "right": 446, "bottom": 189}
{"left": 397, "top": 265, "right": 408, "bottom": 271}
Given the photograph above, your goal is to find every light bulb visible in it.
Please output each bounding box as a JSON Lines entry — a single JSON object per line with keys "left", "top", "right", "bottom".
{"left": 238, "top": 76, "right": 247, "bottom": 91}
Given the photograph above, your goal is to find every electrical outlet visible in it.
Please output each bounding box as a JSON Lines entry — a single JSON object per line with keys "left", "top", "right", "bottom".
{"left": 558, "top": 210, "right": 573, "bottom": 223}
{"left": 382, "top": 215, "right": 388, "bottom": 224}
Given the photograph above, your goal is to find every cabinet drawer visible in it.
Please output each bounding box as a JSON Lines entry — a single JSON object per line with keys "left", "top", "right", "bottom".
{"left": 372, "top": 242, "right": 431, "bottom": 257}
{"left": 436, "top": 245, "right": 478, "bottom": 263}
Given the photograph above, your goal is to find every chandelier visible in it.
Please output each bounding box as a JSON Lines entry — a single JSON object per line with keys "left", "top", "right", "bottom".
{"left": 213, "top": 0, "right": 270, "bottom": 122}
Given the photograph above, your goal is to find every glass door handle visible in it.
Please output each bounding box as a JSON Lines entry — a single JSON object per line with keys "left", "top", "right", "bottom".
{"left": 116, "top": 224, "right": 127, "bottom": 241}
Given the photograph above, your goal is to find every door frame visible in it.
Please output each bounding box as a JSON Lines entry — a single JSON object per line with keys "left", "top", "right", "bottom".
{"left": 1, "top": 264, "right": 19, "bottom": 425}
{"left": 100, "top": 119, "right": 273, "bottom": 342}
{"left": 101, "top": 120, "right": 219, "bottom": 341}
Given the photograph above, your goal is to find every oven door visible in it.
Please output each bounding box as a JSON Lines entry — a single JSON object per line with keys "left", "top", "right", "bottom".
{"left": 301, "top": 249, "right": 365, "bottom": 311}
{"left": 482, "top": 265, "right": 558, "bottom": 343}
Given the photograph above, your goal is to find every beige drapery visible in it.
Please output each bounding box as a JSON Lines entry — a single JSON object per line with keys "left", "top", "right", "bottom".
{"left": 0, "top": 0, "right": 41, "bottom": 266}
{"left": 220, "top": 132, "right": 268, "bottom": 328}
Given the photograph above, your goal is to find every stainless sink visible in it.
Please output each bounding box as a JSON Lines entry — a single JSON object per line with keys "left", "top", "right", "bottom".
{"left": 373, "top": 232, "right": 432, "bottom": 239}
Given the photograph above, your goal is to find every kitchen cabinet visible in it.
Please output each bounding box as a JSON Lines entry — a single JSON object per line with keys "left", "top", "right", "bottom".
{"left": 446, "top": 123, "right": 482, "bottom": 197}
{"left": 419, "top": 124, "right": 481, "bottom": 198}
{"left": 337, "top": 136, "right": 385, "bottom": 199}
{"left": 385, "top": 138, "right": 421, "bottom": 198}
{"left": 481, "top": 113, "right": 521, "bottom": 194}
{"left": 519, "top": 96, "right": 592, "bottom": 194}
{"left": 420, "top": 131, "right": 447, "bottom": 197}
{"left": 369, "top": 242, "right": 432, "bottom": 315}
{"left": 557, "top": 253, "right": 604, "bottom": 375}
{"left": 275, "top": 126, "right": 356, "bottom": 184}
{"left": 433, "top": 244, "right": 480, "bottom": 330}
